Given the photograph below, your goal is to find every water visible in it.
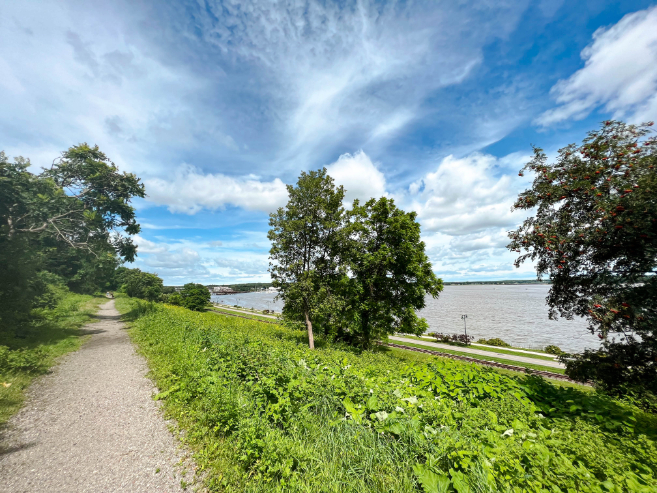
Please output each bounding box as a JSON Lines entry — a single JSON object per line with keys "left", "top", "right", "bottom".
{"left": 211, "top": 292, "right": 285, "bottom": 312}
{"left": 417, "top": 285, "right": 600, "bottom": 353}
{"left": 212, "top": 285, "right": 600, "bottom": 353}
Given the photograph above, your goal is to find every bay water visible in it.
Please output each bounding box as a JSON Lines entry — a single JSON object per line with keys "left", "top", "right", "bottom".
{"left": 212, "top": 284, "right": 600, "bottom": 353}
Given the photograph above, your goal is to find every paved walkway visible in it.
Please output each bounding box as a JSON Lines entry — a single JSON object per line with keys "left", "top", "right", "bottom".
{"left": 389, "top": 336, "right": 565, "bottom": 369}
{"left": 415, "top": 336, "right": 557, "bottom": 358}
{"left": 0, "top": 300, "right": 195, "bottom": 493}
{"left": 211, "top": 304, "right": 278, "bottom": 319}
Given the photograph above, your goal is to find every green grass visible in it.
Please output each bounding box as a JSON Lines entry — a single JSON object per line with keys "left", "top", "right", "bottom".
{"left": 207, "top": 307, "right": 280, "bottom": 324}
{"left": 389, "top": 339, "right": 566, "bottom": 374}
{"left": 399, "top": 334, "right": 557, "bottom": 360}
{"left": 118, "top": 298, "right": 657, "bottom": 493}
{"left": 0, "top": 293, "right": 106, "bottom": 426}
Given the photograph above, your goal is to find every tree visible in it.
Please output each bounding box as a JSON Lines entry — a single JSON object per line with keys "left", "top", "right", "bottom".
{"left": 508, "top": 120, "right": 657, "bottom": 395}
{"left": 340, "top": 197, "right": 443, "bottom": 348}
{"left": 122, "top": 269, "right": 163, "bottom": 302}
{"left": 1, "top": 145, "right": 144, "bottom": 332}
{"left": 180, "top": 283, "right": 211, "bottom": 311}
{"left": 268, "top": 169, "right": 345, "bottom": 349}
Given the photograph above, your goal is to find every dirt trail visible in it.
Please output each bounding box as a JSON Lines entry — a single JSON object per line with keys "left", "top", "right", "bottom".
{"left": 0, "top": 300, "right": 194, "bottom": 493}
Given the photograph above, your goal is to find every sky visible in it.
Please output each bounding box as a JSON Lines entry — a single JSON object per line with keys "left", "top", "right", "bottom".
{"left": 2, "top": 0, "right": 657, "bottom": 284}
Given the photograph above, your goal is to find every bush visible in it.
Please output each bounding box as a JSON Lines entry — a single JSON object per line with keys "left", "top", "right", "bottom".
{"left": 545, "top": 345, "right": 564, "bottom": 355}
{"left": 163, "top": 292, "right": 182, "bottom": 306}
{"left": 477, "top": 338, "right": 511, "bottom": 347}
{"left": 429, "top": 332, "right": 473, "bottom": 345}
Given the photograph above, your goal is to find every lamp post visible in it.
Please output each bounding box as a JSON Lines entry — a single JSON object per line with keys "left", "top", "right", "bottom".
{"left": 461, "top": 314, "right": 468, "bottom": 344}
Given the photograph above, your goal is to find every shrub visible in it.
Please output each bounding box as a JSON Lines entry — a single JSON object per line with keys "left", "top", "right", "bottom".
{"left": 180, "top": 283, "right": 211, "bottom": 311}
{"left": 477, "top": 338, "right": 511, "bottom": 347}
{"left": 124, "top": 302, "right": 657, "bottom": 492}
{"left": 545, "top": 345, "right": 564, "bottom": 355}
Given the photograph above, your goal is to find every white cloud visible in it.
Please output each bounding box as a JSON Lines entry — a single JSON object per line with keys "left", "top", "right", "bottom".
{"left": 325, "top": 150, "right": 387, "bottom": 205}
{"left": 537, "top": 6, "right": 657, "bottom": 126}
{"left": 409, "top": 153, "right": 530, "bottom": 236}
{"left": 145, "top": 164, "right": 288, "bottom": 214}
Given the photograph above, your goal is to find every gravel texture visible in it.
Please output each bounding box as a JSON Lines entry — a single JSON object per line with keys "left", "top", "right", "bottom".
{"left": 0, "top": 300, "right": 196, "bottom": 492}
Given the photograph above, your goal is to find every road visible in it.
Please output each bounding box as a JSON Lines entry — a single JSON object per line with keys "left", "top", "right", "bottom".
{"left": 389, "top": 336, "right": 565, "bottom": 369}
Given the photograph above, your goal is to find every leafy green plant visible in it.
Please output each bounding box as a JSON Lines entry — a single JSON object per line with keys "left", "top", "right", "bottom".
{"left": 477, "top": 337, "right": 511, "bottom": 347}
{"left": 544, "top": 344, "right": 564, "bottom": 355}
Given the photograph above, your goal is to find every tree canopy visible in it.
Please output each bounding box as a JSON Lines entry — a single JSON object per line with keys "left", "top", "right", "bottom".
{"left": 508, "top": 120, "right": 657, "bottom": 395}
{"left": 180, "top": 283, "right": 211, "bottom": 311}
{"left": 0, "top": 144, "right": 145, "bottom": 331}
{"left": 269, "top": 169, "right": 442, "bottom": 349}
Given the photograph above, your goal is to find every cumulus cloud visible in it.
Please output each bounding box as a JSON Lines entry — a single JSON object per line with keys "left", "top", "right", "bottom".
{"left": 537, "top": 6, "right": 657, "bottom": 126}
{"left": 409, "top": 153, "right": 530, "bottom": 236}
{"left": 145, "top": 164, "right": 288, "bottom": 214}
{"left": 325, "top": 150, "right": 387, "bottom": 204}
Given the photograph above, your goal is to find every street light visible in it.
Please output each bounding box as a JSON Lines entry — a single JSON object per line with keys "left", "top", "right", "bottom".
{"left": 461, "top": 314, "right": 468, "bottom": 344}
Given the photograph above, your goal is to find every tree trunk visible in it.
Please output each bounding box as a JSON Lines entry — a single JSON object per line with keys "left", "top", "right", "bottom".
{"left": 304, "top": 310, "right": 315, "bottom": 349}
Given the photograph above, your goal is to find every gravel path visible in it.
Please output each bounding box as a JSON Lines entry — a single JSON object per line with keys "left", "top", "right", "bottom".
{"left": 0, "top": 300, "right": 195, "bottom": 492}
{"left": 389, "top": 336, "right": 565, "bottom": 369}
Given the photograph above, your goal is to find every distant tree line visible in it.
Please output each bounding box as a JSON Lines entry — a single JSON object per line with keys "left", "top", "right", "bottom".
{"left": 268, "top": 169, "right": 443, "bottom": 349}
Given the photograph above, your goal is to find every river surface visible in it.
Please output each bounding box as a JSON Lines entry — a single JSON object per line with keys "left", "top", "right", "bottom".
{"left": 212, "top": 285, "right": 600, "bottom": 353}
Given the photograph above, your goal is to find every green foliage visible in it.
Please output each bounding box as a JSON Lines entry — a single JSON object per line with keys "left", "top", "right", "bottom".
{"left": 120, "top": 268, "right": 163, "bottom": 302}
{"left": 164, "top": 292, "right": 183, "bottom": 306}
{"left": 124, "top": 302, "right": 657, "bottom": 492}
{"left": 508, "top": 120, "right": 657, "bottom": 396}
{"left": 269, "top": 169, "right": 442, "bottom": 349}
{"left": 340, "top": 197, "right": 443, "bottom": 347}
{"left": 0, "top": 146, "right": 144, "bottom": 332}
{"left": 180, "top": 283, "right": 211, "bottom": 311}
{"left": 477, "top": 338, "right": 511, "bottom": 347}
{"left": 0, "top": 292, "right": 104, "bottom": 425}
{"left": 544, "top": 345, "right": 564, "bottom": 355}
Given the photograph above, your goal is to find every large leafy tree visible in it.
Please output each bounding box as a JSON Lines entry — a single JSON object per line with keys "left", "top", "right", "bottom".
{"left": 508, "top": 121, "right": 657, "bottom": 395}
{"left": 0, "top": 144, "right": 145, "bottom": 330}
{"left": 180, "top": 283, "right": 211, "bottom": 311}
{"left": 341, "top": 197, "right": 443, "bottom": 348}
{"left": 121, "top": 268, "right": 164, "bottom": 302}
{"left": 268, "top": 169, "right": 345, "bottom": 349}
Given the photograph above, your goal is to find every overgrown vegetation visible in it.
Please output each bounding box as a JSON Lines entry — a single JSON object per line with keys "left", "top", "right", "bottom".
{"left": 0, "top": 292, "right": 104, "bottom": 425}
{"left": 508, "top": 120, "right": 657, "bottom": 397}
{"left": 122, "top": 299, "right": 657, "bottom": 492}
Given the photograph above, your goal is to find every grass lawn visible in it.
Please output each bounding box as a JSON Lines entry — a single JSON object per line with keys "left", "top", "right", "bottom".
{"left": 388, "top": 339, "right": 566, "bottom": 374}
{"left": 399, "top": 334, "right": 557, "bottom": 360}
{"left": 0, "top": 293, "right": 106, "bottom": 426}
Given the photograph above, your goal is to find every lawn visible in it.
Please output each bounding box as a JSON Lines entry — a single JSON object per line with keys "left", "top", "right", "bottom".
{"left": 387, "top": 339, "right": 566, "bottom": 374}
{"left": 0, "top": 293, "right": 106, "bottom": 426}
{"left": 118, "top": 298, "right": 657, "bottom": 493}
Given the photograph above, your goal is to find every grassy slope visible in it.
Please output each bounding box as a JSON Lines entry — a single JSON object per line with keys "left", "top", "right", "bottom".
{"left": 119, "top": 298, "right": 657, "bottom": 493}
{"left": 0, "top": 293, "right": 105, "bottom": 426}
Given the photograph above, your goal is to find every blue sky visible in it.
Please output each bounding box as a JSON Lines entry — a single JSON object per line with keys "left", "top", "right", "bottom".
{"left": 2, "top": 0, "right": 656, "bottom": 283}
